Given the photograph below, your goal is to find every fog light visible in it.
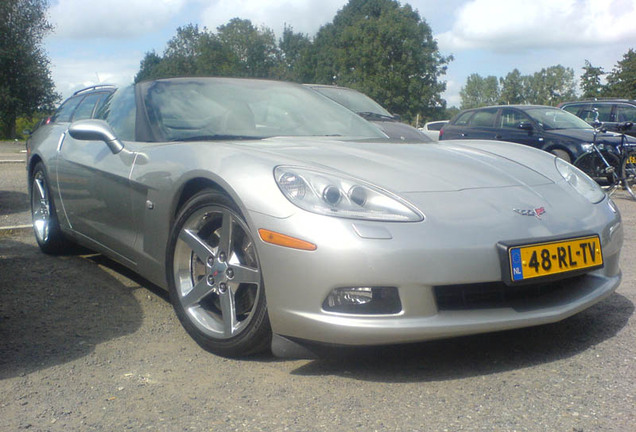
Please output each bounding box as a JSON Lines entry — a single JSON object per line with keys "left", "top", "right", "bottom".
{"left": 323, "top": 286, "right": 401, "bottom": 314}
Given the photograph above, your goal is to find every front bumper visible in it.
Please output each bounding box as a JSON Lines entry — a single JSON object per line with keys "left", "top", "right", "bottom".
{"left": 249, "top": 187, "right": 623, "bottom": 346}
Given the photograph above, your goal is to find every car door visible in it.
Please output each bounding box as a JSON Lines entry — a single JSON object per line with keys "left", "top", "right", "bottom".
{"left": 55, "top": 87, "right": 139, "bottom": 265}
{"left": 495, "top": 108, "right": 545, "bottom": 149}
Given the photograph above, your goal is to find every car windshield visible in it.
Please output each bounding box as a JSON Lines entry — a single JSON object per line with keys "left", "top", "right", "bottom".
{"left": 141, "top": 78, "right": 385, "bottom": 142}
{"left": 524, "top": 107, "right": 593, "bottom": 131}
{"left": 309, "top": 86, "right": 393, "bottom": 118}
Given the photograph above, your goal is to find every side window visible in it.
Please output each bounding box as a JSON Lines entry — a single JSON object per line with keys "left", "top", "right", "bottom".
{"left": 51, "top": 96, "right": 83, "bottom": 123}
{"left": 98, "top": 86, "right": 136, "bottom": 141}
{"left": 616, "top": 104, "right": 636, "bottom": 123}
{"left": 71, "top": 92, "right": 108, "bottom": 121}
{"left": 591, "top": 103, "right": 613, "bottom": 122}
{"left": 499, "top": 109, "right": 530, "bottom": 129}
{"left": 453, "top": 111, "right": 473, "bottom": 126}
{"left": 468, "top": 109, "right": 497, "bottom": 127}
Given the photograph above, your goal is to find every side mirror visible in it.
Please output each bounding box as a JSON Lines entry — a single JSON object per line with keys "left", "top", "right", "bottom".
{"left": 518, "top": 122, "right": 533, "bottom": 131}
{"left": 68, "top": 119, "right": 124, "bottom": 154}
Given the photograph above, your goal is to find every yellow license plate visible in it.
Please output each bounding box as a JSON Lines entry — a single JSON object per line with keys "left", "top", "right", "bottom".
{"left": 508, "top": 235, "right": 603, "bottom": 282}
{"left": 628, "top": 155, "right": 636, "bottom": 164}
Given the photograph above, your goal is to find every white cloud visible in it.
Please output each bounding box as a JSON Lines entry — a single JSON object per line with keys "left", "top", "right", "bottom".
{"left": 49, "top": 0, "right": 188, "bottom": 39}
{"left": 200, "top": 0, "right": 347, "bottom": 36}
{"left": 437, "top": 0, "right": 636, "bottom": 52}
{"left": 50, "top": 54, "right": 140, "bottom": 98}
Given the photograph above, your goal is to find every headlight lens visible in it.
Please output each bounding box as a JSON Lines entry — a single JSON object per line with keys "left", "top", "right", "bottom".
{"left": 275, "top": 166, "right": 423, "bottom": 221}
{"left": 555, "top": 157, "right": 605, "bottom": 204}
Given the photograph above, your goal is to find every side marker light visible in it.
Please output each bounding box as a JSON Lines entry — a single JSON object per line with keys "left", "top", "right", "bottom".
{"left": 258, "top": 229, "right": 317, "bottom": 251}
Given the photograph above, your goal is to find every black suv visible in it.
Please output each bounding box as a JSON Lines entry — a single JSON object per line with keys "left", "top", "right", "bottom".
{"left": 439, "top": 105, "right": 635, "bottom": 162}
{"left": 558, "top": 99, "right": 636, "bottom": 137}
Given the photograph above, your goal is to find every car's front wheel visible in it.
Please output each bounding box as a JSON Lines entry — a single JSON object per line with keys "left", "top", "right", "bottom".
{"left": 30, "top": 162, "right": 72, "bottom": 254}
{"left": 166, "top": 190, "right": 271, "bottom": 357}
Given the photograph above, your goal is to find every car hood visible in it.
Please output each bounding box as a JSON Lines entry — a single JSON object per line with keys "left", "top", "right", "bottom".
{"left": 250, "top": 137, "right": 554, "bottom": 193}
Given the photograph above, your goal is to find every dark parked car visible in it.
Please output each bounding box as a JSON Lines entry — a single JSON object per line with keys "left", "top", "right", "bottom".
{"left": 559, "top": 99, "right": 636, "bottom": 137}
{"left": 305, "top": 84, "right": 431, "bottom": 142}
{"left": 440, "top": 105, "right": 635, "bottom": 162}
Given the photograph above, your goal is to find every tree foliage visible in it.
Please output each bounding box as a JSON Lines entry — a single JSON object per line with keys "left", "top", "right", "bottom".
{"left": 459, "top": 74, "right": 499, "bottom": 109}
{"left": 460, "top": 65, "right": 577, "bottom": 109}
{"left": 134, "top": 0, "right": 451, "bottom": 122}
{"left": 0, "top": 0, "right": 59, "bottom": 138}
{"left": 604, "top": 49, "right": 636, "bottom": 99}
{"left": 580, "top": 60, "right": 605, "bottom": 99}
{"left": 309, "top": 0, "right": 451, "bottom": 120}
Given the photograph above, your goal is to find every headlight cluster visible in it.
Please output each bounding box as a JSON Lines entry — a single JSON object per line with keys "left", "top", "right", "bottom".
{"left": 275, "top": 166, "right": 423, "bottom": 222}
{"left": 555, "top": 157, "right": 605, "bottom": 204}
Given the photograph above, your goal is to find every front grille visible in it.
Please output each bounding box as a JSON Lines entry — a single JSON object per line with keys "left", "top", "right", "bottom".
{"left": 434, "top": 276, "right": 584, "bottom": 310}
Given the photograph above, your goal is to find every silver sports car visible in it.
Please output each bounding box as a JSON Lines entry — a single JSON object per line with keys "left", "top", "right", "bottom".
{"left": 26, "top": 77, "right": 623, "bottom": 358}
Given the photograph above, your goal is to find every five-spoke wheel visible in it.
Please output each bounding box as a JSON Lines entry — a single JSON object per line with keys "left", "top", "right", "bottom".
{"left": 167, "top": 190, "right": 270, "bottom": 356}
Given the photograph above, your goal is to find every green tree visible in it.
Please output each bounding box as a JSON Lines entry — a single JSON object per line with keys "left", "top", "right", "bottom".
{"left": 499, "top": 69, "right": 525, "bottom": 105}
{"left": 459, "top": 74, "right": 499, "bottom": 109}
{"left": 580, "top": 60, "right": 605, "bottom": 99}
{"left": 275, "top": 25, "right": 313, "bottom": 82}
{"left": 217, "top": 18, "right": 279, "bottom": 78}
{"left": 525, "top": 65, "right": 576, "bottom": 105}
{"left": 0, "top": 0, "right": 59, "bottom": 138}
{"left": 605, "top": 49, "right": 636, "bottom": 99}
{"left": 310, "top": 0, "right": 451, "bottom": 121}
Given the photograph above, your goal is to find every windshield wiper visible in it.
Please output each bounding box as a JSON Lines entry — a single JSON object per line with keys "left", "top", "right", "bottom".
{"left": 172, "top": 134, "right": 264, "bottom": 142}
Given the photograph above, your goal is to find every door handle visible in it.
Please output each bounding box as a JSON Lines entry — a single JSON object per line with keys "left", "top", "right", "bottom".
{"left": 495, "top": 135, "right": 502, "bottom": 140}
{"left": 461, "top": 133, "right": 467, "bottom": 137}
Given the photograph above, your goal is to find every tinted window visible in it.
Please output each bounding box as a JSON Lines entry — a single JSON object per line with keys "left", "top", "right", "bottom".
{"left": 499, "top": 109, "right": 530, "bottom": 129}
{"left": 616, "top": 104, "right": 636, "bottom": 122}
{"left": 468, "top": 109, "right": 497, "bottom": 127}
{"left": 98, "top": 87, "right": 136, "bottom": 141}
{"left": 454, "top": 111, "right": 473, "bottom": 126}
{"left": 591, "top": 103, "right": 613, "bottom": 122}
{"left": 72, "top": 92, "right": 108, "bottom": 121}
{"left": 51, "top": 96, "right": 83, "bottom": 123}
{"left": 427, "top": 122, "right": 446, "bottom": 131}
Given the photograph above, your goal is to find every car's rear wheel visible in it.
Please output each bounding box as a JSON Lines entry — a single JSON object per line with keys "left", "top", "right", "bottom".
{"left": 30, "top": 162, "right": 72, "bottom": 254}
{"left": 166, "top": 190, "right": 271, "bottom": 357}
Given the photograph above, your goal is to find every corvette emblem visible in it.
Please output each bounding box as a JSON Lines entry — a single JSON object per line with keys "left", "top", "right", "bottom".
{"left": 513, "top": 207, "right": 546, "bottom": 219}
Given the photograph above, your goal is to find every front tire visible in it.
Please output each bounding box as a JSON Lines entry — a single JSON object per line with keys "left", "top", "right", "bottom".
{"left": 30, "top": 162, "right": 72, "bottom": 254}
{"left": 166, "top": 190, "right": 271, "bottom": 357}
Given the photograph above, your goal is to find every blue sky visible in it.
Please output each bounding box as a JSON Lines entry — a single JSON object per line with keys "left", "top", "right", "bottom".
{"left": 46, "top": 0, "right": 636, "bottom": 109}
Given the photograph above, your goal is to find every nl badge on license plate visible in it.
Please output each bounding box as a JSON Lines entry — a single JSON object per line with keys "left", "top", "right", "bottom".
{"left": 508, "top": 235, "right": 603, "bottom": 283}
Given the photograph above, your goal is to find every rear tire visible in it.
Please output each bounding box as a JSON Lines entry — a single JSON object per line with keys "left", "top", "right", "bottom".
{"left": 30, "top": 162, "right": 73, "bottom": 254}
{"left": 621, "top": 150, "right": 636, "bottom": 199}
{"left": 166, "top": 190, "right": 271, "bottom": 357}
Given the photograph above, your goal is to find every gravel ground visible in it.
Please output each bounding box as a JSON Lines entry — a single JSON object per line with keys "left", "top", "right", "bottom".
{"left": 0, "top": 144, "right": 634, "bottom": 431}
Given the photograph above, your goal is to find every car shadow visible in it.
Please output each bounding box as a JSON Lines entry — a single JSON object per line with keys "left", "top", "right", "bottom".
{"left": 290, "top": 293, "right": 633, "bottom": 382}
{"left": 0, "top": 191, "right": 29, "bottom": 215}
{"left": 0, "top": 236, "right": 144, "bottom": 379}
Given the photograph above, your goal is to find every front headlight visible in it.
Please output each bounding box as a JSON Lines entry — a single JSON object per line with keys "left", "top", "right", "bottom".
{"left": 555, "top": 157, "right": 605, "bottom": 204}
{"left": 274, "top": 166, "right": 424, "bottom": 222}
